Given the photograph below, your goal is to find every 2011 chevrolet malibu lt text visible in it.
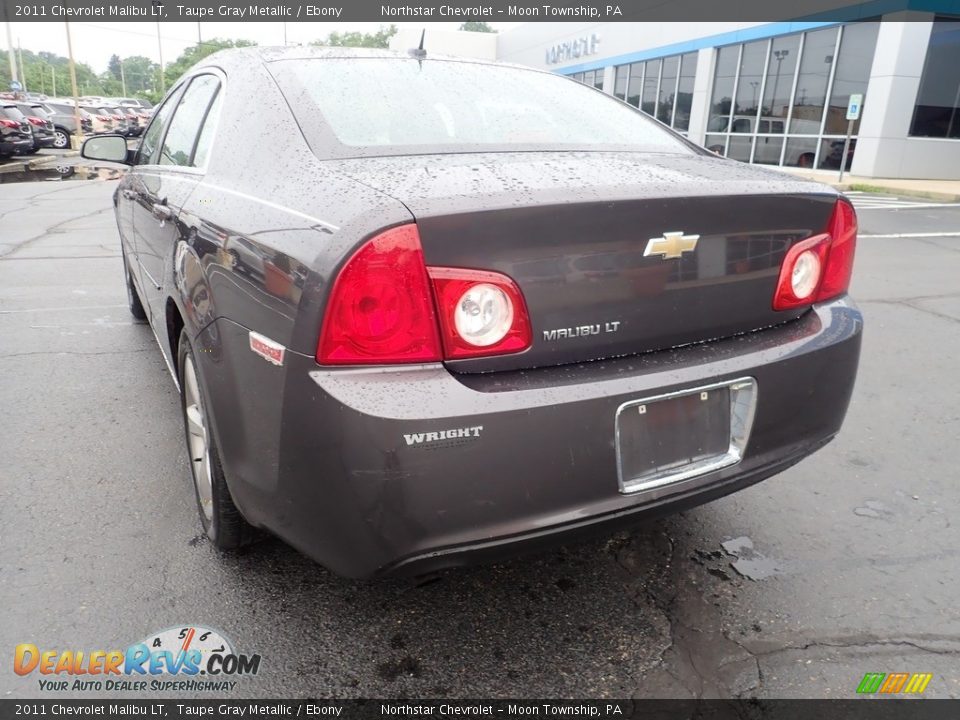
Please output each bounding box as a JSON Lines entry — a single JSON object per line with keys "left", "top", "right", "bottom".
{"left": 81, "top": 47, "right": 862, "bottom": 578}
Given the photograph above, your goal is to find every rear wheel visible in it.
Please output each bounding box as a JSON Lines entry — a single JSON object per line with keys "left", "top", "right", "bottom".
{"left": 178, "top": 329, "right": 252, "bottom": 549}
{"left": 52, "top": 128, "right": 70, "bottom": 149}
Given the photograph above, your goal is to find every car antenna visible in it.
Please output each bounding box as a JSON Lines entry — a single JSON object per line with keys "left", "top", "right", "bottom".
{"left": 408, "top": 29, "right": 427, "bottom": 65}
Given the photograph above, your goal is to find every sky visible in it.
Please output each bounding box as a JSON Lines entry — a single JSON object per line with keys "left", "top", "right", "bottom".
{"left": 3, "top": 21, "right": 520, "bottom": 73}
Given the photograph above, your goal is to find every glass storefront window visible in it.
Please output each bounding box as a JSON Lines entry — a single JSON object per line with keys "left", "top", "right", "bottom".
{"left": 708, "top": 46, "right": 739, "bottom": 134}
{"left": 783, "top": 136, "right": 819, "bottom": 167}
{"left": 910, "top": 19, "right": 960, "bottom": 139}
{"left": 674, "top": 53, "right": 697, "bottom": 132}
{"left": 753, "top": 136, "right": 785, "bottom": 165}
{"left": 789, "top": 27, "right": 838, "bottom": 134}
{"left": 642, "top": 59, "right": 660, "bottom": 116}
{"left": 704, "top": 134, "right": 726, "bottom": 155}
{"left": 658, "top": 56, "right": 679, "bottom": 124}
{"left": 614, "top": 65, "right": 629, "bottom": 101}
{"left": 762, "top": 35, "right": 800, "bottom": 131}
{"left": 627, "top": 64, "right": 644, "bottom": 108}
{"left": 727, "top": 135, "right": 753, "bottom": 161}
{"left": 734, "top": 40, "right": 768, "bottom": 127}
{"left": 826, "top": 22, "right": 880, "bottom": 134}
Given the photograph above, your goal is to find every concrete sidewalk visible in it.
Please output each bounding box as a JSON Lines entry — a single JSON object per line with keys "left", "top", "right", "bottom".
{"left": 776, "top": 166, "right": 960, "bottom": 202}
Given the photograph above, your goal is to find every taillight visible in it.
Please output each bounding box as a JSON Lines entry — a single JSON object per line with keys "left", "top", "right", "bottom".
{"left": 316, "top": 224, "right": 442, "bottom": 365}
{"left": 818, "top": 197, "right": 857, "bottom": 302}
{"left": 27, "top": 116, "right": 45, "bottom": 126}
{"left": 316, "top": 224, "right": 533, "bottom": 365}
{"left": 773, "top": 198, "right": 857, "bottom": 311}
{"left": 0, "top": 119, "right": 18, "bottom": 129}
{"left": 428, "top": 267, "right": 531, "bottom": 360}
{"left": 97, "top": 115, "right": 109, "bottom": 121}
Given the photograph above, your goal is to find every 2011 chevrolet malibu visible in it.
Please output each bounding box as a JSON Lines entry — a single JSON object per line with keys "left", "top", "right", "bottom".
{"left": 82, "top": 47, "right": 862, "bottom": 578}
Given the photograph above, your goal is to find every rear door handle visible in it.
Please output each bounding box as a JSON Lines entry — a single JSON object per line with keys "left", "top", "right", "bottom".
{"left": 151, "top": 202, "right": 174, "bottom": 222}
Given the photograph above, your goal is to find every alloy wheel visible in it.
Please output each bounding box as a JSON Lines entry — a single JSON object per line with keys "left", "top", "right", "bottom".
{"left": 183, "top": 355, "right": 213, "bottom": 522}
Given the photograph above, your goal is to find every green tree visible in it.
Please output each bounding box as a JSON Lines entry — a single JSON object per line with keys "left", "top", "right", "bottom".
{"left": 459, "top": 22, "right": 497, "bottom": 33}
{"left": 163, "top": 38, "right": 257, "bottom": 91}
{"left": 312, "top": 24, "right": 397, "bottom": 49}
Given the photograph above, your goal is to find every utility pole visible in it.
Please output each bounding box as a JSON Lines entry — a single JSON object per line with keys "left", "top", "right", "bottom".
{"left": 51, "top": 66, "right": 56, "bottom": 97}
{"left": 64, "top": 22, "right": 83, "bottom": 150}
{"left": 197, "top": 22, "right": 202, "bottom": 46}
{"left": 120, "top": 60, "right": 127, "bottom": 96}
{"left": 4, "top": 22, "right": 17, "bottom": 86}
{"left": 156, "top": 22, "right": 165, "bottom": 94}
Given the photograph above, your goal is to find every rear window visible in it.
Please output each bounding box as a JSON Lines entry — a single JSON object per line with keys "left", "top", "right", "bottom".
{"left": 2, "top": 106, "right": 25, "bottom": 122}
{"left": 272, "top": 58, "right": 690, "bottom": 156}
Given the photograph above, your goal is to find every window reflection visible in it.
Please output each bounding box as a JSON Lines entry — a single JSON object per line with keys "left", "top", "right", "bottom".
{"left": 674, "top": 53, "right": 697, "bottom": 131}
{"left": 762, "top": 35, "right": 800, "bottom": 131}
{"left": 826, "top": 22, "right": 879, "bottom": 134}
{"left": 658, "top": 55, "right": 679, "bottom": 125}
{"left": 734, "top": 40, "right": 767, "bottom": 128}
{"left": 709, "top": 46, "right": 739, "bottom": 133}
{"left": 790, "top": 27, "right": 837, "bottom": 134}
{"left": 910, "top": 19, "right": 960, "bottom": 139}
{"left": 642, "top": 59, "right": 660, "bottom": 116}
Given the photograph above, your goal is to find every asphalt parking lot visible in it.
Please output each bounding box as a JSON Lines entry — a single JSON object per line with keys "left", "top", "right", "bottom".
{"left": 2, "top": 161, "right": 959, "bottom": 700}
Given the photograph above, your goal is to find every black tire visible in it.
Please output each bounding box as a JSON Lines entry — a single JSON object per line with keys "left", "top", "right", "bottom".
{"left": 25, "top": 147, "right": 40, "bottom": 155}
{"left": 52, "top": 128, "right": 70, "bottom": 149}
{"left": 121, "top": 249, "right": 147, "bottom": 321}
{"left": 177, "top": 329, "right": 252, "bottom": 550}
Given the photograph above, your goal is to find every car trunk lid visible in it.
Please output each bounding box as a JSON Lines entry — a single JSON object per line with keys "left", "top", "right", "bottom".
{"left": 327, "top": 151, "right": 838, "bottom": 373}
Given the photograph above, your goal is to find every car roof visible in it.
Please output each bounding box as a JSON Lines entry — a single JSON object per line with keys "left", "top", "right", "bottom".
{"left": 195, "top": 45, "right": 538, "bottom": 76}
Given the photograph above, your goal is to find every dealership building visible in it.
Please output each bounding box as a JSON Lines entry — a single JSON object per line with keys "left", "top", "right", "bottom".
{"left": 394, "top": 10, "right": 960, "bottom": 180}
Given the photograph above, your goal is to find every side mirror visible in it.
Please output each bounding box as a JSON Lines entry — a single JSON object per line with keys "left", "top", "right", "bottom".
{"left": 81, "top": 134, "right": 131, "bottom": 165}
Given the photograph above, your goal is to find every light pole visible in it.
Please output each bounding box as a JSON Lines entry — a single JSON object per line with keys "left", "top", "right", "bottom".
{"left": 64, "top": 22, "right": 83, "bottom": 150}
{"left": 4, "top": 22, "right": 17, "bottom": 86}
{"left": 771, "top": 49, "right": 789, "bottom": 110}
{"left": 156, "top": 22, "right": 165, "bottom": 94}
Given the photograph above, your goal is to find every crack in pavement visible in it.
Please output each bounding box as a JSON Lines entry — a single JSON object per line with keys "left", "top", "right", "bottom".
{"left": 0, "top": 348, "right": 152, "bottom": 360}
{"left": 0, "top": 180, "right": 111, "bottom": 223}
{"left": 0, "top": 205, "right": 114, "bottom": 259}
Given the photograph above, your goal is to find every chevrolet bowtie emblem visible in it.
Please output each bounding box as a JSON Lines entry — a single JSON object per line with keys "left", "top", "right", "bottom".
{"left": 644, "top": 231, "right": 700, "bottom": 260}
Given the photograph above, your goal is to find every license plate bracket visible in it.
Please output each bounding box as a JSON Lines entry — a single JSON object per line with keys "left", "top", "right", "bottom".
{"left": 615, "top": 378, "right": 757, "bottom": 495}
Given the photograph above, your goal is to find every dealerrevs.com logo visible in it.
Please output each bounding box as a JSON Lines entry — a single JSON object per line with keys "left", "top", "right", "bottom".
{"left": 14, "top": 626, "right": 261, "bottom": 692}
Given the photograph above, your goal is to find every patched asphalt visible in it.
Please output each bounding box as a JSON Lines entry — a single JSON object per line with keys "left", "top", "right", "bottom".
{"left": 2, "top": 172, "right": 959, "bottom": 699}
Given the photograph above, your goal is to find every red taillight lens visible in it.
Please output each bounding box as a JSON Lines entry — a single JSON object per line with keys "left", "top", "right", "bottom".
{"left": 317, "top": 224, "right": 534, "bottom": 365}
{"left": 428, "top": 267, "right": 532, "bottom": 360}
{"left": 817, "top": 198, "right": 857, "bottom": 302}
{"left": 27, "top": 116, "right": 45, "bottom": 126}
{"left": 316, "top": 224, "right": 442, "bottom": 365}
{"left": 773, "top": 199, "right": 858, "bottom": 311}
{"left": 0, "top": 119, "right": 18, "bottom": 128}
{"left": 97, "top": 115, "right": 109, "bottom": 121}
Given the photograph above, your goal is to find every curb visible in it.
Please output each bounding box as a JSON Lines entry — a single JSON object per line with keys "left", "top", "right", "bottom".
{"left": 839, "top": 183, "right": 960, "bottom": 204}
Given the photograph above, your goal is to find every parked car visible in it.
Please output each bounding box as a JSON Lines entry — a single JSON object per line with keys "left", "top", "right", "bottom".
{"left": 79, "top": 105, "right": 116, "bottom": 135}
{"left": 96, "top": 105, "right": 135, "bottom": 136}
{"left": 83, "top": 47, "right": 862, "bottom": 578}
{"left": 13, "top": 102, "right": 57, "bottom": 153}
{"left": 42, "top": 100, "right": 95, "bottom": 148}
{"left": 0, "top": 104, "right": 33, "bottom": 158}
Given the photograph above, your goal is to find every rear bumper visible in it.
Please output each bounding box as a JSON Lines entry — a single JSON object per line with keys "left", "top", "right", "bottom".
{"left": 211, "top": 298, "right": 862, "bottom": 578}
{"left": 0, "top": 138, "right": 32, "bottom": 154}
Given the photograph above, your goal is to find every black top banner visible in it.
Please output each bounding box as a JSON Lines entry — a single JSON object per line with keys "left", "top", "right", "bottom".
{"left": 0, "top": 0, "right": 953, "bottom": 23}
